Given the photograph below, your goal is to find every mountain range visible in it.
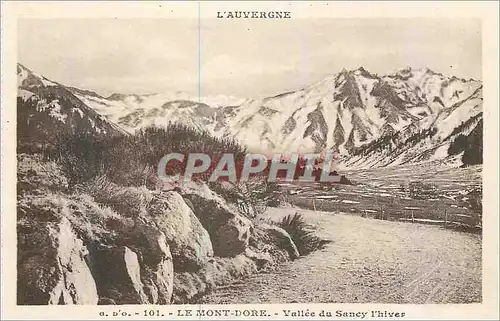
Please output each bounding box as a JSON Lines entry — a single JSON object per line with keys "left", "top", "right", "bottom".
{"left": 17, "top": 63, "right": 483, "bottom": 169}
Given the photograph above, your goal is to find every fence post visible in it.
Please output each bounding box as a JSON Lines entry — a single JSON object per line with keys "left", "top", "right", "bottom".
{"left": 313, "top": 198, "right": 316, "bottom": 211}
{"left": 411, "top": 210, "right": 414, "bottom": 223}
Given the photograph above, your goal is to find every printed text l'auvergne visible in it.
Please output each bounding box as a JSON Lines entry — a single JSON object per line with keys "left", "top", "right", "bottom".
{"left": 217, "top": 11, "right": 291, "bottom": 19}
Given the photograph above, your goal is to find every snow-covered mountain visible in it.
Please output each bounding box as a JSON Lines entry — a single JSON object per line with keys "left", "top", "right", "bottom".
{"left": 73, "top": 90, "right": 247, "bottom": 134}
{"left": 18, "top": 63, "right": 483, "bottom": 169}
{"left": 17, "top": 64, "right": 126, "bottom": 153}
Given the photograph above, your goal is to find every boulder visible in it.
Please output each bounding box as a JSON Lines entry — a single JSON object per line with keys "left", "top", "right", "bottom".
{"left": 90, "top": 246, "right": 149, "bottom": 305}
{"left": 140, "top": 259, "right": 174, "bottom": 304}
{"left": 128, "top": 223, "right": 174, "bottom": 304}
{"left": 147, "top": 191, "right": 213, "bottom": 272}
{"left": 172, "top": 254, "right": 258, "bottom": 304}
{"left": 131, "top": 222, "right": 171, "bottom": 265}
{"left": 213, "top": 215, "right": 252, "bottom": 257}
{"left": 260, "top": 224, "right": 300, "bottom": 260}
{"left": 17, "top": 217, "right": 98, "bottom": 305}
{"left": 87, "top": 222, "right": 175, "bottom": 305}
{"left": 244, "top": 248, "right": 274, "bottom": 269}
{"left": 179, "top": 182, "right": 253, "bottom": 257}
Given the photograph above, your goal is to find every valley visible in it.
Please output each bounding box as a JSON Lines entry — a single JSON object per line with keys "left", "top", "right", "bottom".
{"left": 15, "top": 62, "right": 484, "bottom": 305}
{"left": 280, "top": 160, "right": 482, "bottom": 230}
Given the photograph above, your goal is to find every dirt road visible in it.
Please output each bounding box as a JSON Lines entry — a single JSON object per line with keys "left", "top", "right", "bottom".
{"left": 200, "top": 208, "right": 482, "bottom": 304}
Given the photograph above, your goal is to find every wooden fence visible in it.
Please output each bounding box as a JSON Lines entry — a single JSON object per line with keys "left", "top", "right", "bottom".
{"left": 288, "top": 196, "right": 482, "bottom": 232}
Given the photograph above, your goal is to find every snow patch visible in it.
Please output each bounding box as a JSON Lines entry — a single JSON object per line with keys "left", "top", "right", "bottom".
{"left": 341, "top": 200, "right": 360, "bottom": 204}
{"left": 48, "top": 100, "right": 67, "bottom": 123}
{"left": 72, "top": 108, "right": 84, "bottom": 118}
{"left": 18, "top": 89, "right": 36, "bottom": 102}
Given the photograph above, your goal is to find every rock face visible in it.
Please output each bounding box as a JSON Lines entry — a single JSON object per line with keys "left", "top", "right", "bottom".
{"left": 147, "top": 191, "right": 214, "bottom": 272}
{"left": 172, "top": 253, "right": 259, "bottom": 303}
{"left": 16, "top": 156, "right": 310, "bottom": 305}
{"left": 90, "top": 246, "right": 149, "bottom": 304}
{"left": 213, "top": 215, "right": 252, "bottom": 257}
{"left": 126, "top": 223, "right": 175, "bottom": 304}
{"left": 261, "top": 224, "right": 300, "bottom": 260}
{"left": 17, "top": 217, "right": 98, "bottom": 305}
{"left": 84, "top": 223, "right": 176, "bottom": 305}
{"left": 181, "top": 184, "right": 253, "bottom": 257}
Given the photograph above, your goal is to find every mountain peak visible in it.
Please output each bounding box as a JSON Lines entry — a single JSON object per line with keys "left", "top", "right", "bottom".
{"left": 107, "top": 93, "right": 129, "bottom": 101}
{"left": 335, "top": 67, "right": 377, "bottom": 80}
{"left": 397, "top": 66, "right": 437, "bottom": 76}
{"left": 353, "top": 66, "right": 377, "bottom": 79}
{"left": 17, "top": 63, "right": 59, "bottom": 89}
{"left": 17, "top": 63, "right": 32, "bottom": 74}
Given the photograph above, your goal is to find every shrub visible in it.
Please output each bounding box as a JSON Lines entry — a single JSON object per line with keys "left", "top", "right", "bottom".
{"left": 277, "top": 212, "right": 329, "bottom": 255}
{"left": 50, "top": 133, "right": 112, "bottom": 187}
{"left": 17, "top": 154, "right": 69, "bottom": 195}
{"left": 49, "top": 123, "right": 248, "bottom": 190}
{"left": 464, "top": 187, "right": 482, "bottom": 214}
{"left": 75, "top": 175, "right": 152, "bottom": 219}
{"left": 17, "top": 193, "right": 129, "bottom": 245}
{"left": 231, "top": 180, "right": 283, "bottom": 218}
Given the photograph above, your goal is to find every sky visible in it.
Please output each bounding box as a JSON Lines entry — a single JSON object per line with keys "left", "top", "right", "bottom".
{"left": 18, "top": 18, "right": 481, "bottom": 99}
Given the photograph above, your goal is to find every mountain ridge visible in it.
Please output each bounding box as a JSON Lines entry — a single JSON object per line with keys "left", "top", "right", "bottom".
{"left": 17, "top": 63, "right": 483, "bottom": 169}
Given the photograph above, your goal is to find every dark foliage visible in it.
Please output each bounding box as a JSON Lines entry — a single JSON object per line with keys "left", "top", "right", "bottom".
{"left": 277, "top": 212, "right": 329, "bottom": 255}
{"left": 47, "top": 123, "right": 247, "bottom": 188}
{"left": 351, "top": 126, "right": 438, "bottom": 158}
{"left": 447, "top": 119, "right": 483, "bottom": 166}
{"left": 444, "top": 112, "right": 482, "bottom": 141}
{"left": 461, "top": 120, "right": 483, "bottom": 166}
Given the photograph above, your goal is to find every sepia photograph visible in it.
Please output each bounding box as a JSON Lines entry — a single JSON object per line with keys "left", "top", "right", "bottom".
{"left": 2, "top": 1, "right": 499, "bottom": 320}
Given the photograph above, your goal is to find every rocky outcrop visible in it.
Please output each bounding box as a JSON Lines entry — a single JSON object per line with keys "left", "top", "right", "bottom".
{"left": 17, "top": 191, "right": 176, "bottom": 305}
{"left": 172, "top": 253, "right": 259, "bottom": 303}
{"left": 179, "top": 182, "right": 253, "bottom": 257}
{"left": 147, "top": 191, "right": 214, "bottom": 272}
{"left": 260, "top": 224, "right": 300, "bottom": 260}
{"left": 127, "top": 223, "right": 175, "bottom": 304}
{"left": 17, "top": 217, "right": 98, "bottom": 305}
{"left": 90, "top": 246, "right": 149, "bottom": 304}
{"left": 87, "top": 220, "right": 176, "bottom": 304}
{"left": 89, "top": 183, "right": 214, "bottom": 272}
{"left": 17, "top": 157, "right": 306, "bottom": 305}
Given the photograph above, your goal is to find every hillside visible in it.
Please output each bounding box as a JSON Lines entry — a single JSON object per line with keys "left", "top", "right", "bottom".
{"left": 14, "top": 62, "right": 484, "bottom": 306}
{"left": 17, "top": 64, "right": 127, "bottom": 153}
{"left": 68, "top": 65, "right": 482, "bottom": 169}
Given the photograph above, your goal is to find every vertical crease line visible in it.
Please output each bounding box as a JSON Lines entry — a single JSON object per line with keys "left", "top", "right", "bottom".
{"left": 198, "top": 1, "right": 201, "bottom": 103}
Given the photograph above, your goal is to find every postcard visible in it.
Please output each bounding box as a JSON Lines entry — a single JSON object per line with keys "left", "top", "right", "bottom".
{"left": 1, "top": 1, "right": 498, "bottom": 320}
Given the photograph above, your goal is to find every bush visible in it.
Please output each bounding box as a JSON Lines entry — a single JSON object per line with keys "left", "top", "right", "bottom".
{"left": 17, "top": 154, "right": 69, "bottom": 195}
{"left": 461, "top": 187, "right": 482, "bottom": 215}
{"left": 74, "top": 175, "right": 152, "bottom": 219}
{"left": 277, "top": 212, "right": 329, "bottom": 255}
{"left": 49, "top": 123, "right": 248, "bottom": 189}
